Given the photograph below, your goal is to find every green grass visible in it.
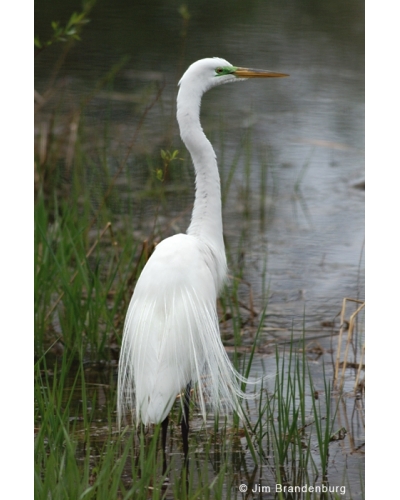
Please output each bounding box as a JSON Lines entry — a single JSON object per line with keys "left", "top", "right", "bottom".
{"left": 34, "top": 332, "right": 350, "bottom": 499}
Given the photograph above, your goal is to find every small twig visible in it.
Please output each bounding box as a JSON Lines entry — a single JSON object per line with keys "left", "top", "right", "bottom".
{"left": 354, "top": 344, "right": 365, "bottom": 391}
{"left": 339, "top": 301, "right": 365, "bottom": 388}
{"left": 126, "top": 239, "right": 156, "bottom": 290}
{"left": 334, "top": 298, "right": 365, "bottom": 391}
{"left": 334, "top": 298, "right": 347, "bottom": 384}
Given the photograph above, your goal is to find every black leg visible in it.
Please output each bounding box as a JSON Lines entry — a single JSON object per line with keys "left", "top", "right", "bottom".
{"left": 181, "top": 383, "right": 191, "bottom": 466}
{"left": 161, "top": 415, "right": 169, "bottom": 475}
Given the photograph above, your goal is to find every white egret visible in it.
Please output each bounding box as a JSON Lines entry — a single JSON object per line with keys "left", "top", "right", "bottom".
{"left": 117, "top": 57, "right": 287, "bottom": 470}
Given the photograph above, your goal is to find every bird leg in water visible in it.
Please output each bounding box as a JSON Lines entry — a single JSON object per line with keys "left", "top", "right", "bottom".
{"left": 181, "top": 383, "right": 191, "bottom": 467}
{"left": 161, "top": 415, "right": 169, "bottom": 475}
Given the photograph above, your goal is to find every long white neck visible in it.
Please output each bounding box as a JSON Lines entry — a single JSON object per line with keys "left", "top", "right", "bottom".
{"left": 177, "top": 83, "right": 227, "bottom": 290}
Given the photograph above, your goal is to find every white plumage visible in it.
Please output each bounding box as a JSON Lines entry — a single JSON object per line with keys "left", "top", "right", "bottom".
{"left": 117, "top": 58, "right": 287, "bottom": 430}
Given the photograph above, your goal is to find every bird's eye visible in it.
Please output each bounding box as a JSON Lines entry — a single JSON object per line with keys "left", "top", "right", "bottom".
{"left": 215, "top": 68, "right": 224, "bottom": 74}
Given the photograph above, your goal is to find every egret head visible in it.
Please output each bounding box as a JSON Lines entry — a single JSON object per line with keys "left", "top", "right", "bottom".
{"left": 178, "top": 57, "right": 288, "bottom": 95}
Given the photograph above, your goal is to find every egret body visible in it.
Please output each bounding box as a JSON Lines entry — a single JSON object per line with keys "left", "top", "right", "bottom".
{"left": 117, "top": 57, "right": 287, "bottom": 467}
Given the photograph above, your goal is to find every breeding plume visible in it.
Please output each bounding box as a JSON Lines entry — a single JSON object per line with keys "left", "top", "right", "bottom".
{"left": 117, "top": 57, "right": 287, "bottom": 468}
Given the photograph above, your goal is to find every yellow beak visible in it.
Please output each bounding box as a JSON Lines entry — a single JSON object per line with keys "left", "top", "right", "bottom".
{"left": 233, "top": 67, "right": 289, "bottom": 78}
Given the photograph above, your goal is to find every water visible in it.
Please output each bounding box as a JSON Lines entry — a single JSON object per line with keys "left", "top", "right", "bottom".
{"left": 35, "top": 0, "right": 364, "bottom": 331}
